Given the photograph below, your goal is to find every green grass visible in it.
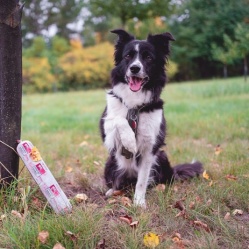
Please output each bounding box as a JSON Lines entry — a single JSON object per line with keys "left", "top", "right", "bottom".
{"left": 0, "top": 77, "right": 249, "bottom": 248}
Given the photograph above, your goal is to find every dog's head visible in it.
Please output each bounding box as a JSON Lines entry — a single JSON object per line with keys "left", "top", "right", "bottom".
{"left": 111, "top": 29, "right": 175, "bottom": 93}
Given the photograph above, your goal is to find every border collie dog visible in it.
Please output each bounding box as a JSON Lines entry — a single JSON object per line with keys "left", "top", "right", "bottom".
{"left": 100, "top": 29, "right": 203, "bottom": 207}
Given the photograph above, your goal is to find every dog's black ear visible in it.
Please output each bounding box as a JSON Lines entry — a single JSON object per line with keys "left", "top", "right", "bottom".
{"left": 147, "top": 32, "right": 175, "bottom": 57}
{"left": 111, "top": 29, "right": 135, "bottom": 65}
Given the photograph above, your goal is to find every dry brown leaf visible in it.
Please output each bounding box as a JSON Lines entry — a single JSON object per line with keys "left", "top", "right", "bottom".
{"left": 208, "top": 180, "right": 213, "bottom": 187}
{"left": 232, "top": 209, "right": 243, "bottom": 216}
{"left": 113, "top": 190, "right": 125, "bottom": 196}
{"left": 96, "top": 239, "right": 105, "bottom": 249}
{"left": 53, "top": 243, "right": 66, "bottom": 249}
{"left": 192, "top": 220, "right": 211, "bottom": 232}
{"left": 206, "top": 199, "right": 212, "bottom": 206}
{"left": 156, "top": 184, "right": 166, "bottom": 192}
{"left": 175, "top": 210, "right": 188, "bottom": 219}
{"left": 65, "top": 166, "right": 73, "bottom": 173}
{"left": 202, "top": 170, "right": 210, "bottom": 180}
{"left": 195, "top": 196, "right": 202, "bottom": 203}
{"left": 224, "top": 212, "right": 231, "bottom": 220}
{"left": 93, "top": 161, "right": 100, "bottom": 166}
{"left": 108, "top": 199, "right": 117, "bottom": 204}
{"left": 0, "top": 214, "right": 7, "bottom": 221}
{"left": 215, "top": 145, "right": 222, "bottom": 155}
{"left": 121, "top": 196, "right": 132, "bottom": 207}
{"left": 65, "top": 231, "right": 77, "bottom": 241}
{"left": 130, "top": 220, "right": 139, "bottom": 228}
{"left": 119, "top": 215, "right": 132, "bottom": 225}
{"left": 174, "top": 200, "right": 185, "bottom": 211}
{"left": 11, "top": 210, "right": 23, "bottom": 219}
{"left": 225, "top": 174, "right": 237, "bottom": 181}
{"left": 74, "top": 193, "right": 88, "bottom": 203}
{"left": 31, "top": 197, "right": 43, "bottom": 209}
{"left": 188, "top": 201, "right": 195, "bottom": 209}
{"left": 38, "top": 230, "right": 49, "bottom": 244}
{"left": 79, "top": 141, "right": 88, "bottom": 147}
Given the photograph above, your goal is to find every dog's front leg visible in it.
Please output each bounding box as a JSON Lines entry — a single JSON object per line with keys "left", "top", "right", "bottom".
{"left": 134, "top": 152, "right": 155, "bottom": 208}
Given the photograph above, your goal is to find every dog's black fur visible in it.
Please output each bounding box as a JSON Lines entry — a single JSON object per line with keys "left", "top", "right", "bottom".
{"left": 99, "top": 29, "right": 203, "bottom": 206}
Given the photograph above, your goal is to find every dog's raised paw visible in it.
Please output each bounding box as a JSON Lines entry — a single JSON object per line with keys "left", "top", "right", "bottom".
{"left": 120, "top": 132, "right": 137, "bottom": 155}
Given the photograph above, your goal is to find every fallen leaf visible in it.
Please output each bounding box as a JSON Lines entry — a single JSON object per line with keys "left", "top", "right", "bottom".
{"left": 0, "top": 214, "right": 7, "bottom": 221}
{"left": 65, "top": 166, "right": 73, "bottom": 173}
{"left": 53, "top": 243, "right": 66, "bottom": 249}
{"left": 108, "top": 199, "right": 117, "bottom": 204}
{"left": 215, "top": 144, "right": 222, "bottom": 155}
{"left": 224, "top": 212, "right": 231, "bottom": 220}
{"left": 206, "top": 199, "right": 212, "bottom": 206}
{"left": 119, "top": 215, "right": 132, "bottom": 225}
{"left": 192, "top": 220, "right": 211, "bottom": 232}
{"left": 130, "top": 220, "right": 139, "bottom": 228}
{"left": 143, "top": 232, "right": 160, "bottom": 248}
{"left": 202, "top": 170, "right": 210, "bottom": 180}
{"left": 113, "top": 190, "right": 125, "bottom": 196}
{"left": 79, "top": 141, "right": 88, "bottom": 147}
{"left": 188, "top": 201, "right": 195, "bottom": 209}
{"left": 120, "top": 197, "right": 132, "bottom": 207}
{"left": 74, "top": 193, "right": 88, "bottom": 203}
{"left": 93, "top": 161, "right": 100, "bottom": 166}
{"left": 172, "top": 232, "right": 181, "bottom": 242}
{"left": 208, "top": 180, "right": 213, "bottom": 187}
{"left": 156, "top": 184, "right": 166, "bottom": 192}
{"left": 38, "top": 230, "right": 49, "bottom": 244}
{"left": 175, "top": 210, "right": 188, "bottom": 219}
{"left": 11, "top": 210, "right": 23, "bottom": 219}
{"left": 65, "top": 231, "right": 77, "bottom": 241}
{"left": 225, "top": 174, "right": 237, "bottom": 181}
{"left": 30, "top": 147, "right": 42, "bottom": 161}
{"left": 232, "top": 209, "right": 243, "bottom": 216}
{"left": 195, "top": 196, "right": 202, "bottom": 203}
{"left": 31, "top": 197, "right": 43, "bottom": 209}
{"left": 96, "top": 239, "right": 105, "bottom": 249}
{"left": 174, "top": 200, "right": 185, "bottom": 211}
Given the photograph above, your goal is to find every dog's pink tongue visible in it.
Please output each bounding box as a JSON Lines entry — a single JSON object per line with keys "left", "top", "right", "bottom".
{"left": 129, "top": 77, "right": 143, "bottom": 92}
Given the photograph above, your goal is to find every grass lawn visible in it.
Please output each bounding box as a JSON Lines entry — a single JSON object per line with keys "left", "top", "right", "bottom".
{"left": 0, "top": 77, "right": 248, "bottom": 248}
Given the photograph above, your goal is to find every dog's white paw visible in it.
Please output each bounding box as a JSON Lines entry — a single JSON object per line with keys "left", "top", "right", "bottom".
{"left": 120, "top": 131, "right": 137, "bottom": 155}
{"left": 133, "top": 196, "right": 147, "bottom": 209}
{"left": 105, "top": 188, "right": 114, "bottom": 197}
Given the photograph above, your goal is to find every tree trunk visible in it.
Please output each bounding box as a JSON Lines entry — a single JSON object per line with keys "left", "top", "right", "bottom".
{"left": 223, "top": 64, "right": 227, "bottom": 78}
{"left": 0, "top": 1, "right": 23, "bottom": 186}
{"left": 244, "top": 56, "right": 248, "bottom": 82}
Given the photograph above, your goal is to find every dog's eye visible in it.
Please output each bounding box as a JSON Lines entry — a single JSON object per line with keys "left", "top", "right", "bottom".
{"left": 125, "top": 54, "right": 131, "bottom": 60}
{"left": 146, "top": 55, "right": 152, "bottom": 61}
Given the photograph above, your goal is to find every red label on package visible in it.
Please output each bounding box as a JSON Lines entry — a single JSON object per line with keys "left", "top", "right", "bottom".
{"left": 23, "top": 142, "right": 31, "bottom": 153}
{"left": 50, "top": 185, "right": 59, "bottom": 197}
{"left": 35, "top": 163, "right": 46, "bottom": 175}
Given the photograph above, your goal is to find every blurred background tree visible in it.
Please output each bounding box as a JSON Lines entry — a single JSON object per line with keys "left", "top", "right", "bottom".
{"left": 21, "top": 0, "right": 249, "bottom": 93}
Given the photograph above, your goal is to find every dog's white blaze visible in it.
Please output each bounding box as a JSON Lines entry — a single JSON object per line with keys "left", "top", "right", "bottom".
{"left": 135, "top": 43, "right": 139, "bottom": 52}
{"left": 113, "top": 84, "right": 152, "bottom": 109}
{"left": 126, "top": 43, "right": 146, "bottom": 78}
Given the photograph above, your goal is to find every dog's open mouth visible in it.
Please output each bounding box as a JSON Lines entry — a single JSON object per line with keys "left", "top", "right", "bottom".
{"left": 127, "top": 76, "right": 149, "bottom": 92}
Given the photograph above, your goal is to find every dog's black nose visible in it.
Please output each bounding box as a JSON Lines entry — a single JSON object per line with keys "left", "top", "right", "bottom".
{"left": 130, "top": 65, "right": 140, "bottom": 74}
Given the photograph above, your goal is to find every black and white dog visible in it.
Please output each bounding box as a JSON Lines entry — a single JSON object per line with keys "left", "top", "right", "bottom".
{"left": 100, "top": 29, "right": 203, "bottom": 207}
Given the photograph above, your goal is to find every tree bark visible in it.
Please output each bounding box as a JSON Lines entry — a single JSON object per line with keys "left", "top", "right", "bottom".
{"left": 223, "top": 64, "right": 227, "bottom": 78}
{"left": 244, "top": 56, "right": 248, "bottom": 83}
{"left": 0, "top": 0, "right": 23, "bottom": 186}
